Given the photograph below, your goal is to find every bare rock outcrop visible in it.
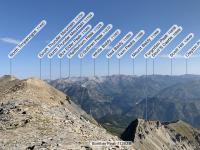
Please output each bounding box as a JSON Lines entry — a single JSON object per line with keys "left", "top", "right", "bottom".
{"left": 121, "top": 118, "right": 200, "bottom": 150}
{"left": 0, "top": 75, "right": 133, "bottom": 150}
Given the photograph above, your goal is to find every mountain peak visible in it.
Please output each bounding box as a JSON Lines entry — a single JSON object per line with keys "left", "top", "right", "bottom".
{"left": 0, "top": 76, "right": 124, "bottom": 149}
{"left": 0, "top": 75, "right": 17, "bottom": 81}
{"left": 23, "top": 77, "right": 50, "bottom": 88}
{"left": 121, "top": 118, "right": 200, "bottom": 150}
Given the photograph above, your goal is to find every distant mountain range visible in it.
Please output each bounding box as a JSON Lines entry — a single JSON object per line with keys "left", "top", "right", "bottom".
{"left": 1, "top": 75, "right": 200, "bottom": 149}
{"left": 50, "top": 74, "right": 200, "bottom": 135}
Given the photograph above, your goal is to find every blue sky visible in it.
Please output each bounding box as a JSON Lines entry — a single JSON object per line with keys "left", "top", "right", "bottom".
{"left": 1, "top": 0, "right": 200, "bottom": 79}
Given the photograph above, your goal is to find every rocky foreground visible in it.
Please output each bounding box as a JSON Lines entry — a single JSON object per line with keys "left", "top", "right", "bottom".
{"left": 121, "top": 118, "right": 200, "bottom": 150}
{"left": 0, "top": 75, "right": 133, "bottom": 150}
{"left": 1, "top": 75, "right": 200, "bottom": 150}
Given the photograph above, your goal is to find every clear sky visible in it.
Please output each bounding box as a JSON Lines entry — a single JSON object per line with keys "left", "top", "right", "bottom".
{"left": 1, "top": 0, "right": 200, "bottom": 79}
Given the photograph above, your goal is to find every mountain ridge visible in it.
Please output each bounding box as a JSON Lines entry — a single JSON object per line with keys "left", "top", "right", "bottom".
{"left": 1, "top": 75, "right": 200, "bottom": 149}
{"left": 0, "top": 75, "right": 127, "bottom": 150}
{"left": 49, "top": 74, "right": 200, "bottom": 135}
{"left": 121, "top": 118, "right": 200, "bottom": 150}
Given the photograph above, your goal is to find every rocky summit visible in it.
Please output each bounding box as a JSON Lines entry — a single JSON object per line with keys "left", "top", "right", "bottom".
{"left": 0, "top": 75, "right": 132, "bottom": 150}
{"left": 121, "top": 118, "right": 200, "bottom": 150}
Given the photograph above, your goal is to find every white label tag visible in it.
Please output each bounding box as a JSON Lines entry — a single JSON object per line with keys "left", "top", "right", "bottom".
{"left": 117, "top": 30, "right": 145, "bottom": 59}
{"left": 169, "top": 33, "right": 194, "bottom": 58}
{"left": 92, "top": 29, "right": 121, "bottom": 59}
{"left": 131, "top": 28, "right": 160, "bottom": 59}
{"left": 8, "top": 20, "right": 47, "bottom": 59}
{"left": 144, "top": 25, "right": 178, "bottom": 58}
{"left": 106, "top": 32, "right": 133, "bottom": 59}
{"left": 58, "top": 25, "right": 92, "bottom": 58}
{"left": 48, "top": 12, "right": 94, "bottom": 58}
{"left": 184, "top": 39, "right": 200, "bottom": 59}
{"left": 37, "top": 12, "right": 85, "bottom": 59}
{"left": 151, "top": 26, "right": 182, "bottom": 58}
{"left": 67, "top": 22, "right": 104, "bottom": 59}
{"left": 78, "top": 24, "right": 113, "bottom": 58}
